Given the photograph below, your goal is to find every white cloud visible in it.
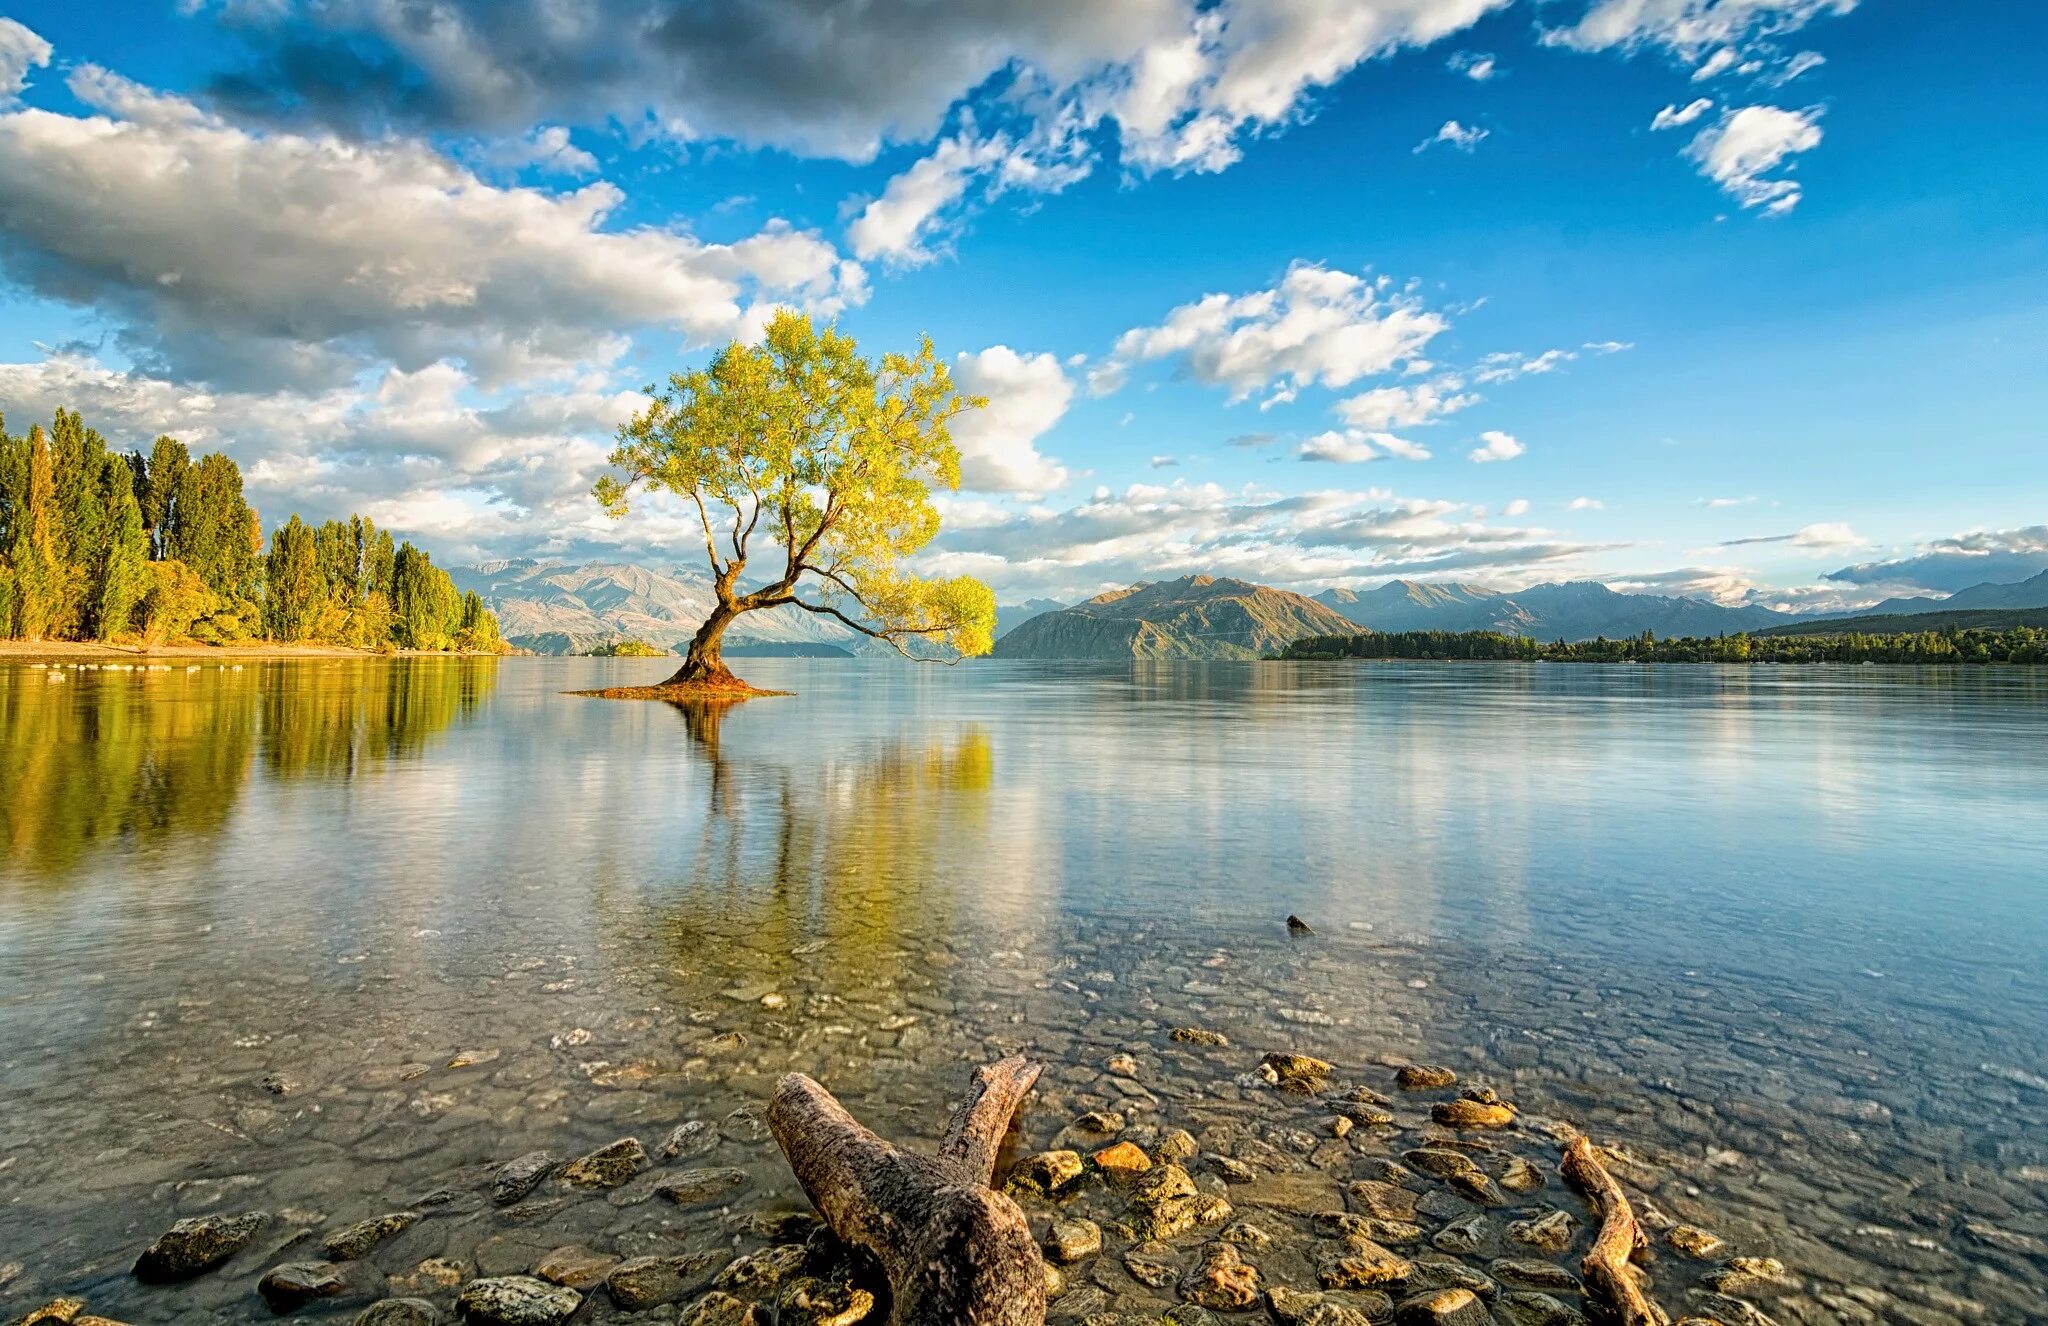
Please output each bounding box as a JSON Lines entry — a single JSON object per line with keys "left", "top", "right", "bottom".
{"left": 1502, "top": 498, "right": 1530, "bottom": 517}
{"left": 1791, "top": 521, "right": 1862, "bottom": 550}
{"left": 1691, "top": 46, "right": 1738, "bottom": 81}
{"left": 0, "top": 18, "right": 51, "bottom": 102}
{"left": 1698, "top": 495, "right": 1756, "bottom": 508}
{"left": 921, "top": 478, "right": 1612, "bottom": 600}
{"left": 1335, "top": 379, "right": 1477, "bottom": 429}
{"left": 1296, "top": 430, "right": 1429, "bottom": 464}
{"left": 1469, "top": 430, "right": 1525, "bottom": 463}
{"left": 1685, "top": 104, "right": 1823, "bottom": 214}
{"left": 1568, "top": 496, "right": 1605, "bottom": 510}
{"left": 1652, "top": 97, "right": 1714, "bottom": 130}
{"left": 1415, "top": 119, "right": 1489, "bottom": 154}
{"left": 1114, "top": 0, "right": 1516, "bottom": 175}
{"left": 484, "top": 125, "right": 600, "bottom": 176}
{"left": 1093, "top": 262, "right": 1448, "bottom": 404}
{"left": 0, "top": 64, "right": 867, "bottom": 391}
{"left": 948, "top": 346, "right": 1074, "bottom": 496}
{"left": 1150, "top": 455, "right": 1179, "bottom": 468}
{"left": 1825, "top": 525, "right": 2048, "bottom": 592}
{"left": 1472, "top": 348, "right": 1575, "bottom": 384}
{"left": 1448, "top": 51, "right": 1497, "bottom": 81}
{"left": 1546, "top": 0, "right": 1857, "bottom": 62}
{"left": 1772, "top": 51, "right": 1826, "bottom": 84}
{"left": 848, "top": 130, "right": 1012, "bottom": 264}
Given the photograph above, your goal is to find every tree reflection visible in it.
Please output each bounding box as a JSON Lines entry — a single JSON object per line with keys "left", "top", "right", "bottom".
{"left": 654, "top": 698, "right": 1001, "bottom": 985}
{"left": 0, "top": 661, "right": 497, "bottom": 881}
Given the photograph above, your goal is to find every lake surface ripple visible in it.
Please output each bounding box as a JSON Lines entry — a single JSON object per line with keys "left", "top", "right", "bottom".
{"left": 2, "top": 658, "right": 2045, "bottom": 1323}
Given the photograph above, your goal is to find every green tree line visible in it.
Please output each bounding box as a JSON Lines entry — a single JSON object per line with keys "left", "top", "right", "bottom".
{"left": 0, "top": 407, "right": 500, "bottom": 651}
{"left": 1276, "top": 627, "right": 2048, "bottom": 665}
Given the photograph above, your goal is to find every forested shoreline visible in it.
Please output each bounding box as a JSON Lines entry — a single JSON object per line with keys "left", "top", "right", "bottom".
{"left": 0, "top": 407, "right": 501, "bottom": 652}
{"left": 1276, "top": 627, "right": 2048, "bottom": 665}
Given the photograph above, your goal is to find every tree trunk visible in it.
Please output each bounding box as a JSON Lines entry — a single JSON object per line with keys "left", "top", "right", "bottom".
{"left": 1560, "top": 1135, "right": 1669, "bottom": 1326}
{"left": 767, "top": 1057, "right": 1047, "bottom": 1326}
{"left": 664, "top": 595, "right": 743, "bottom": 687}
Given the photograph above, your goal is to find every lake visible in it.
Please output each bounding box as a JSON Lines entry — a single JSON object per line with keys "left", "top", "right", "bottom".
{"left": 2, "top": 658, "right": 2045, "bottom": 1324}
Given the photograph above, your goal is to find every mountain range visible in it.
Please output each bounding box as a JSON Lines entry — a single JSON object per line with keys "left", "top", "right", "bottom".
{"left": 992, "top": 576, "right": 1359, "bottom": 660}
{"left": 449, "top": 560, "right": 879, "bottom": 656}
{"left": 1314, "top": 579, "right": 1788, "bottom": 640}
{"left": 452, "top": 558, "right": 2048, "bottom": 661}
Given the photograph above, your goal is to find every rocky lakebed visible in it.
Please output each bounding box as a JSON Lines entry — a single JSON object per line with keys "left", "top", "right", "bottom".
{"left": 6, "top": 912, "right": 2045, "bottom": 1326}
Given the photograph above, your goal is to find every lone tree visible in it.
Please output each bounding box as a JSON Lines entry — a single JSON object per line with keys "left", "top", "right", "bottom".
{"left": 595, "top": 310, "right": 998, "bottom": 692}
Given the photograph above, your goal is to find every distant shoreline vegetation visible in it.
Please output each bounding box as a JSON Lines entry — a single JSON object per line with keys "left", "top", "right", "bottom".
{"left": 0, "top": 406, "right": 503, "bottom": 653}
{"left": 1274, "top": 628, "right": 2048, "bottom": 665}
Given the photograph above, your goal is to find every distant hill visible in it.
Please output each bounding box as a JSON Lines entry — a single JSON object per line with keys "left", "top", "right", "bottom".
{"left": 993, "top": 575, "right": 1360, "bottom": 659}
{"left": 1316, "top": 578, "right": 1786, "bottom": 641}
{"left": 996, "top": 598, "right": 1068, "bottom": 639}
{"left": 1847, "top": 568, "right": 2048, "bottom": 619}
{"left": 452, "top": 560, "right": 878, "bottom": 657}
{"left": 1760, "top": 606, "right": 2048, "bottom": 637}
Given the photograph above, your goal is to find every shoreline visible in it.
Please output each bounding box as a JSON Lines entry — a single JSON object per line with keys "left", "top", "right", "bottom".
{"left": 0, "top": 639, "right": 510, "bottom": 662}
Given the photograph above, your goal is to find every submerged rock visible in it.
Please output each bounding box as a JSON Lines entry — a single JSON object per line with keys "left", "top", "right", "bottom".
{"left": 1395, "top": 1287, "right": 1492, "bottom": 1326}
{"left": 1260, "top": 1052, "right": 1335, "bottom": 1093}
{"left": 1395, "top": 1066, "right": 1457, "bottom": 1090}
{"left": 656, "top": 1166, "right": 750, "bottom": 1207}
{"left": 323, "top": 1211, "right": 419, "bottom": 1261}
{"left": 605, "top": 1254, "right": 717, "bottom": 1310}
{"left": 454, "top": 1275, "right": 581, "bottom": 1325}
{"left": 258, "top": 1261, "right": 349, "bottom": 1314}
{"left": 133, "top": 1212, "right": 266, "bottom": 1283}
{"left": 557, "top": 1138, "right": 648, "bottom": 1188}
{"left": 354, "top": 1299, "right": 440, "bottom": 1326}
{"left": 490, "top": 1153, "right": 558, "bottom": 1206}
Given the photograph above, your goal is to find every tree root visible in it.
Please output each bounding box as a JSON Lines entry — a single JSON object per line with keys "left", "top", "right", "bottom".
{"left": 766, "top": 1057, "right": 1046, "bottom": 1326}
{"left": 1561, "top": 1134, "right": 1671, "bottom": 1326}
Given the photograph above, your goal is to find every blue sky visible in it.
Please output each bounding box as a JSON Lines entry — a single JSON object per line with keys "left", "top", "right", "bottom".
{"left": 0, "top": 0, "right": 2042, "bottom": 607}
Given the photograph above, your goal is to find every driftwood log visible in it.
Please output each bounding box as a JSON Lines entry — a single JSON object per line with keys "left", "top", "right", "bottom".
{"left": 766, "top": 1056, "right": 1047, "bottom": 1326}
{"left": 1561, "top": 1134, "right": 1671, "bottom": 1326}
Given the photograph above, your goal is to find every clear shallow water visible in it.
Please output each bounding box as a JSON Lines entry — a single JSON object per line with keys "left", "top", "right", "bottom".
{"left": 1, "top": 658, "right": 2045, "bottom": 1323}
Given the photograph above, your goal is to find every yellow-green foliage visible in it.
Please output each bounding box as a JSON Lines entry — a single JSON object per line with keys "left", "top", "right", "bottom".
{"left": 596, "top": 310, "right": 997, "bottom": 661}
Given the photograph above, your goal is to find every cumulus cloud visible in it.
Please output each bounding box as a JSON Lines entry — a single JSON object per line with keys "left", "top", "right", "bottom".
{"left": 1415, "top": 119, "right": 1489, "bottom": 154}
{"left": 1652, "top": 97, "right": 1714, "bottom": 130}
{"left": 0, "top": 63, "right": 866, "bottom": 391}
{"left": 1684, "top": 103, "right": 1823, "bottom": 214}
{"left": 482, "top": 125, "right": 599, "bottom": 175}
{"left": 1335, "top": 380, "right": 1477, "bottom": 430}
{"left": 948, "top": 346, "right": 1074, "bottom": 496}
{"left": 1569, "top": 496, "right": 1605, "bottom": 510}
{"left": 0, "top": 351, "right": 645, "bottom": 561}
{"left": 0, "top": 17, "right": 51, "bottom": 102}
{"left": 1469, "top": 430, "right": 1525, "bottom": 463}
{"left": 919, "top": 478, "right": 1613, "bottom": 600}
{"left": 1091, "top": 262, "right": 1447, "bottom": 404}
{"left": 1825, "top": 526, "right": 2048, "bottom": 592}
{"left": 1502, "top": 498, "right": 1530, "bottom": 517}
{"left": 1448, "top": 51, "right": 1497, "bottom": 81}
{"left": 1296, "top": 430, "right": 1429, "bottom": 464}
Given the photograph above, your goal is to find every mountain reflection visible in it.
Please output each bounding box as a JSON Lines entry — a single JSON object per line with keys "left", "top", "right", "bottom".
{"left": 0, "top": 660, "right": 497, "bottom": 882}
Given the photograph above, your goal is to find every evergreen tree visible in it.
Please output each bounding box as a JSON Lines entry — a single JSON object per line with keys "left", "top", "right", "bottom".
{"left": 458, "top": 590, "right": 501, "bottom": 652}
{"left": 142, "top": 436, "right": 190, "bottom": 560}
{"left": 392, "top": 542, "right": 461, "bottom": 650}
{"left": 94, "top": 458, "right": 150, "bottom": 640}
{"left": 7, "top": 426, "right": 73, "bottom": 641}
{"left": 263, "top": 514, "right": 325, "bottom": 642}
